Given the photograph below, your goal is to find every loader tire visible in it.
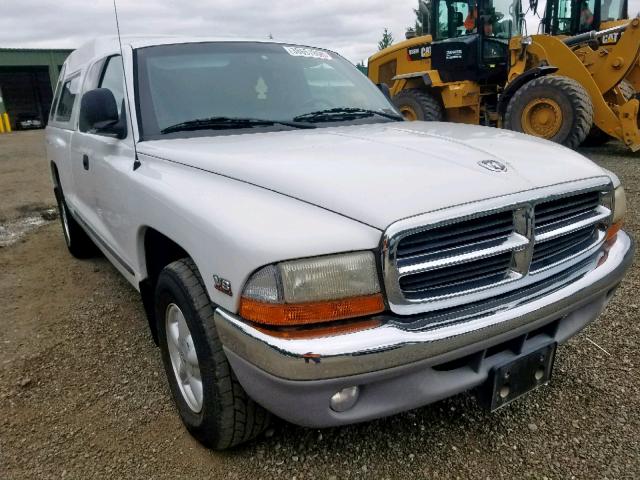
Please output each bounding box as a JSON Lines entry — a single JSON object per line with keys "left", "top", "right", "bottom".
{"left": 393, "top": 89, "right": 444, "bottom": 122}
{"left": 581, "top": 80, "right": 636, "bottom": 147}
{"left": 581, "top": 127, "right": 612, "bottom": 147}
{"left": 505, "top": 75, "right": 593, "bottom": 149}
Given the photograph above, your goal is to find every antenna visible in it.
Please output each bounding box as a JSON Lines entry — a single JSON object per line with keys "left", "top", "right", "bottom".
{"left": 113, "top": 0, "right": 141, "bottom": 170}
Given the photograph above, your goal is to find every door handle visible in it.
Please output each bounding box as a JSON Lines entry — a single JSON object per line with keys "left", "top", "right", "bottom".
{"left": 82, "top": 154, "right": 89, "bottom": 170}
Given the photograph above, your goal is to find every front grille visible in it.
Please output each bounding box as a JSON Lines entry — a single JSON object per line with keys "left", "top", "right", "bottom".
{"left": 383, "top": 179, "right": 613, "bottom": 316}
{"left": 531, "top": 225, "right": 598, "bottom": 271}
{"left": 400, "top": 252, "right": 513, "bottom": 299}
{"left": 534, "top": 191, "right": 601, "bottom": 235}
{"left": 531, "top": 191, "right": 608, "bottom": 272}
{"left": 396, "top": 211, "right": 514, "bottom": 261}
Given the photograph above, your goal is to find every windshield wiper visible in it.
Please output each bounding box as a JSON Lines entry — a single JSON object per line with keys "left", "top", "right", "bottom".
{"left": 161, "top": 116, "right": 315, "bottom": 134}
{"left": 293, "top": 107, "right": 404, "bottom": 123}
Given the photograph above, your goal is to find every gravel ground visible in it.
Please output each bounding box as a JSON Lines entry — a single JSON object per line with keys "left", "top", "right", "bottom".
{"left": 1, "top": 131, "right": 639, "bottom": 479}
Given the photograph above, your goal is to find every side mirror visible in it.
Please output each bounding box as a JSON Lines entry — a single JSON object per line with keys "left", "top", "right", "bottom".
{"left": 79, "top": 88, "right": 126, "bottom": 138}
{"left": 377, "top": 83, "right": 392, "bottom": 100}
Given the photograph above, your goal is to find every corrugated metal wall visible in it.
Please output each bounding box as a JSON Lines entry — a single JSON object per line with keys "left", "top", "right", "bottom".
{"left": 0, "top": 48, "right": 72, "bottom": 128}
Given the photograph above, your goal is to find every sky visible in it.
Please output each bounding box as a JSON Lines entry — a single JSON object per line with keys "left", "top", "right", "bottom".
{"left": 1, "top": 0, "right": 639, "bottom": 64}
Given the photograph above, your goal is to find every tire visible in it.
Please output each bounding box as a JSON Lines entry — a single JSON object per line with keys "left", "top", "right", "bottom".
{"left": 392, "top": 89, "right": 444, "bottom": 121}
{"left": 155, "top": 258, "right": 270, "bottom": 450}
{"left": 504, "top": 75, "right": 593, "bottom": 149}
{"left": 54, "top": 188, "right": 97, "bottom": 258}
{"left": 581, "top": 80, "right": 636, "bottom": 147}
{"left": 581, "top": 127, "right": 611, "bottom": 147}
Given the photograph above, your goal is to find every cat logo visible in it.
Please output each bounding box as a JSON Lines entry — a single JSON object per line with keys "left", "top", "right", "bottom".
{"left": 600, "top": 32, "right": 620, "bottom": 45}
{"left": 407, "top": 44, "right": 432, "bottom": 61}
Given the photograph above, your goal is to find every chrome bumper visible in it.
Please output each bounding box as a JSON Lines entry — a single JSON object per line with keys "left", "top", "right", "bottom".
{"left": 215, "top": 231, "right": 634, "bottom": 382}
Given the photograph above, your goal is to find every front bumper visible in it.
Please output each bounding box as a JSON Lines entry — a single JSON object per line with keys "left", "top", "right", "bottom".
{"left": 215, "top": 232, "right": 634, "bottom": 427}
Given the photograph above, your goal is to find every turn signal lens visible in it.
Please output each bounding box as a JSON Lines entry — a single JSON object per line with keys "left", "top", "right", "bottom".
{"left": 606, "top": 221, "right": 623, "bottom": 242}
{"left": 240, "top": 294, "right": 385, "bottom": 326}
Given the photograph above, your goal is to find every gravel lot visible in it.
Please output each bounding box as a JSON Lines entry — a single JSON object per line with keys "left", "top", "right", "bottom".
{"left": 1, "top": 131, "right": 638, "bottom": 479}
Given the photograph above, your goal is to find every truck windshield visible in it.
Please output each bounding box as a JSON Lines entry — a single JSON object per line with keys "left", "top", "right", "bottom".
{"left": 135, "top": 42, "right": 399, "bottom": 139}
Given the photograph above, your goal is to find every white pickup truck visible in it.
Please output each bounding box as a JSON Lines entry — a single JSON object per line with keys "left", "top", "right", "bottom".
{"left": 46, "top": 36, "right": 633, "bottom": 449}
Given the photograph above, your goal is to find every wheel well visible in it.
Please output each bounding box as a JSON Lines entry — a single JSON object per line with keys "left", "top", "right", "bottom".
{"left": 140, "top": 228, "right": 189, "bottom": 344}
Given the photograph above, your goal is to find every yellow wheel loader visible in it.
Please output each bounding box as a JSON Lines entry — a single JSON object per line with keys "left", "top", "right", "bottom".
{"left": 367, "top": 0, "right": 640, "bottom": 151}
{"left": 541, "top": 0, "right": 639, "bottom": 145}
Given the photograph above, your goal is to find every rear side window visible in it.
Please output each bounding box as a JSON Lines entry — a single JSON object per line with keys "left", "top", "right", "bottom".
{"left": 55, "top": 76, "right": 80, "bottom": 123}
{"left": 49, "top": 65, "right": 67, "bottom": 121}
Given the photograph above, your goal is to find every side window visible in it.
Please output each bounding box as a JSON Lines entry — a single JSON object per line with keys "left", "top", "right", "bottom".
{"left": 578, "top": 0, "right": 596, "bottom": 32}
{"left": 55, "top": 75, "right": 80, "bottom": 123}
{"left": 50, "top": 65, "right": 66, "bottom": 122}
{"left": 99, "top": 56, "right": 125, "bottom": 116}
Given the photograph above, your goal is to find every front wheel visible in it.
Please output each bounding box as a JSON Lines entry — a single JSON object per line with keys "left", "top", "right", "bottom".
{"left": 392, "top": 89, "right": 444, "bottom": 122}
{"left": 504, "top": 75, "right": 594, "bottom": 149}
{"left": 155, "top": 258, "right": 270, "bottom": 449}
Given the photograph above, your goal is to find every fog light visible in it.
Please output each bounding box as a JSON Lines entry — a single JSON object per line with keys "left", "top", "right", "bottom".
{"left": 330, "top": 386, "right": 360, "bottom": 412}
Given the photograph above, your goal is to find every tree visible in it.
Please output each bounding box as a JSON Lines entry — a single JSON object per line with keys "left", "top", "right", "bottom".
{"left": 378, "top": 28, "right": 394, "bottom": 50}
{"left": 356, "top": 61, "right": 368, "bottom": 75}
{"left": 408, "top": 1, "right": 429, "bottom": 36}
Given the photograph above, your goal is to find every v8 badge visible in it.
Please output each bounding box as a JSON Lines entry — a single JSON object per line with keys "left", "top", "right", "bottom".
{"left": 213, "top": 275, "right": 233, "bottom": 296}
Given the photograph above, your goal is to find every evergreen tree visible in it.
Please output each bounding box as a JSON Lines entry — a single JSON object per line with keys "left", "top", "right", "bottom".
{"left": 378, "top": 28, "right": 394, "bottom": 50}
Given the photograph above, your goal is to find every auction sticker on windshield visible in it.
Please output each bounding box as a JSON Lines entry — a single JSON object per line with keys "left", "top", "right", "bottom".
{"left": 283, "top": 46, "right": 332, "bottom": 60}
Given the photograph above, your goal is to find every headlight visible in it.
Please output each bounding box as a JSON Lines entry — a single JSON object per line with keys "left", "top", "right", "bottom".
{"left": 239, "top": 251, "right": 384, "bottom": 326}
{"left": 607, "top": 185, "right": 626, "bottom": 241}
{"left": 613, "top": 185, "right": 627, "bottom": 224}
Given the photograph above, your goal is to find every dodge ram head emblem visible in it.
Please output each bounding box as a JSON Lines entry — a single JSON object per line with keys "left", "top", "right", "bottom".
{"left": 478, "top": 159, "right": 508, "bottom": 172}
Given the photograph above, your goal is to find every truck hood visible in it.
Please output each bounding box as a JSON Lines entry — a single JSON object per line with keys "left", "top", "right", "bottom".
{"left": 139, "top": 122, "right": 609, "bottom": 230}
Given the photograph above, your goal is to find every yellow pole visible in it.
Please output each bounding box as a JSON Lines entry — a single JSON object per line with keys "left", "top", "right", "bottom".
{"left": 2, "top": 113, "right": 11, "bottom": 133}
{"left": 0, "top": 118, "right": 4, "bottom": 134}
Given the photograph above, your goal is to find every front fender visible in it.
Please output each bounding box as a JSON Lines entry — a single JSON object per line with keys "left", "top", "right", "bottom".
{"left": 130, "top": 154, "right": 383, "bottom": 313}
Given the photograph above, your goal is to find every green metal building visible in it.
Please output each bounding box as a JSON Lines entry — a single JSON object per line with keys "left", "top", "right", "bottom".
{"left": 0, "top": 48, "right": 72, "bottom": 129}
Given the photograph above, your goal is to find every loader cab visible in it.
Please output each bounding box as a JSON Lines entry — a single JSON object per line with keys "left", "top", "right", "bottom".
{"left": 429, "top": 0, "right": 521, "bottom": 84}
{"left": 542, "top": 0, "right": 628, "bottom": 36}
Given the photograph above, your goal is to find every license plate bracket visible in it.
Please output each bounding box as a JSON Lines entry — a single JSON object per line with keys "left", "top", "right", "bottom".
{"left": 479, "top": 343, "right": 557, "bottom": 412}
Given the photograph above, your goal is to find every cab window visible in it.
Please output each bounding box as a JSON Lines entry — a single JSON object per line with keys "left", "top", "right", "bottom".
{"left": 600, "top": 0, "right": 625, "bottom": 22}
{"left": 54, "top": 75, "right": 80, "bottom": 124}
{"left": 577, "top": 0, "right": 597, "bottom": 32}
{"left": 99, "top": 56, "right": 125, "bottom": 116}
{"left": 49, "top": 64, "right": 67, "bottom": 122}
{"left": 437, "top": 0, "right": 472, "bottom": 39}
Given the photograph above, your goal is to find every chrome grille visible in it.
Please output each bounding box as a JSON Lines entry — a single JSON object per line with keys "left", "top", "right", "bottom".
{"left": 531, "top": 225, "right": 598, "bottom": 271}
{"left": 531, "top": 191, "right": 609, "bottom": 272}
{"left": 534, "top": 191, "right": 601, "bottom": 235}
{"left": 382, "top": 178, "right": 614, "bottom": 316}
{"left": 400, "top": 252, "right": 513, "bottom": 299}
{"left": 396, "top": 210, "right": 514, "bottom": 262}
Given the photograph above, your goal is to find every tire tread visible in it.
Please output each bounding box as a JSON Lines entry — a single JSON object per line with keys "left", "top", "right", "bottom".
{"left": 159, "top": 258, "right": 270, "bottom": 449}
{"left": 505, "top": 75, "right": 593, "bottom": 149}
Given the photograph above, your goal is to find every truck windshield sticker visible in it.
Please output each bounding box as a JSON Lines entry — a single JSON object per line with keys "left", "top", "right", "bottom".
{"left": 283, "top": 46, "right": 332, "bottom": 60}
{"left": 255, "top": 76, "right": 268, "bottom": 100}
